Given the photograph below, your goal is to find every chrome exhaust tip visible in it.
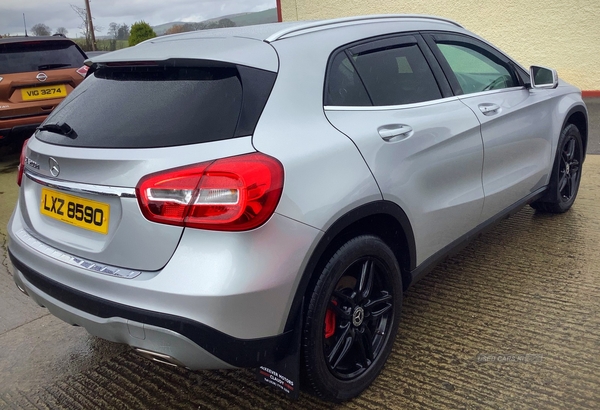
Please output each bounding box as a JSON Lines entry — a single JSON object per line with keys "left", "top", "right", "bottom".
{"left": 134, "top": 348, "right": 186, "bottom": 368}
{"left": 16, "top": 283, "right": 28, "bottom": 296}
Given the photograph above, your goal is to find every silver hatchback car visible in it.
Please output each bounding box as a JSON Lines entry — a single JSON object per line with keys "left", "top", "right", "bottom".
{"left": 8, "top": 15, "right": 588, "bottom": 402}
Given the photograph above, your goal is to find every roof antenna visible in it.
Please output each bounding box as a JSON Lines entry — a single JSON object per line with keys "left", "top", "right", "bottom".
{"left": 23, "top": 13, "right": 28, "bottom": 36}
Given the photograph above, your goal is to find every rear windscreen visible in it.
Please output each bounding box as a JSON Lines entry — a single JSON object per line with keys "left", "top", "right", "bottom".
{"left": 38, "top": 65, "right": 247, "bottom": 148}
{"left": 0, "top": 41, "right": 86, "bottom": 75}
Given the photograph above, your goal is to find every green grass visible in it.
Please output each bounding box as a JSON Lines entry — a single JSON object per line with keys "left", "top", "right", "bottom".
{"left": 72, "top": 39, "right": 129, "bottom": 52}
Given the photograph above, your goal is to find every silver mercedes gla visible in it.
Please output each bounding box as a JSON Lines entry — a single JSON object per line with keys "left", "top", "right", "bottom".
{"left": 8, "top": 15, "right": 588, "bottom": 402}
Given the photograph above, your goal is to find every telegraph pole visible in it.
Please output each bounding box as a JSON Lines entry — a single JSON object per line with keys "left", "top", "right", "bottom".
{"left": 84, "top": 0, "right": 97, "bottom": 51}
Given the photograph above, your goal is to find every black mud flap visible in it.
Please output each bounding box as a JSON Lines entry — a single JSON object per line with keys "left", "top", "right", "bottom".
{"left": 256, "top": 300, "right": 303, "bottom": 399}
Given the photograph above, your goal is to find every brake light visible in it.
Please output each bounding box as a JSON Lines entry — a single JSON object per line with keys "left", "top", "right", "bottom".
{"left": 76, "top": 65, "right": 89, "bottom": 77}
{"left": 136, "top": 153, "right": 284, "bottom": 231}
{"left": 17, "top": 138, "right": 29, "bottom": 186}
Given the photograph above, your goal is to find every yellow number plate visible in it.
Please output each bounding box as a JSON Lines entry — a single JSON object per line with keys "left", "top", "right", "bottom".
{"left": 40, "top": 188, "right": 110, "bottom": 235}
{"left": 21, "top": 84, "right": 67, "bottom": 101}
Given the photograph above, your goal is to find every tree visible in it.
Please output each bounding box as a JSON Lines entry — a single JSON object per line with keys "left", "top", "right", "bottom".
{"left": 164, "top": 24, "right": 187, "bottom": 35}
{"left": 117, "top": 24, "right": 129, "bottom": 40}
{"left": 70, "top": 4, "right": 102, "bottom": 51}
{"left": 55, "top": 27, "right": 68, "bottom": 36}
{"left": 105, "top": 22, "right": 118, "bottom": 51}
{"left": 190, "top": 22, "right": 207, "bottom": 30}
{"left": 217, "top": 18, "right": 236, "bottom": 28}
{"left": 129, "top": 21, "right": 156, "bottom": 46}
{"left": 31, "top": 23, "right": 51, "bottom": 36}
{"left": 107, "top": 22, "right": 118, "bottom": 39}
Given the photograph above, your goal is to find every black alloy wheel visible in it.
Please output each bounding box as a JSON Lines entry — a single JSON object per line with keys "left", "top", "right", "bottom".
{"left": 302, "top": 235, "right": 402, "bottom": 402}
{"left": 531, "top": 123, "right": 584, "bottom": 213}
{"left": 324, "top": 256, "right": 393, "bottom": 379}
{"left": 558, "top": 132, "right": 582, "bottom": 203}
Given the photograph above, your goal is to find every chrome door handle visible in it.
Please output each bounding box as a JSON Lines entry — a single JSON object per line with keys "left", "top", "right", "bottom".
{"left": 378, "top": 124, "right": 413, "bottom": 142}
{"left": 478, "top": 103, "right": 501, "bottom": 115}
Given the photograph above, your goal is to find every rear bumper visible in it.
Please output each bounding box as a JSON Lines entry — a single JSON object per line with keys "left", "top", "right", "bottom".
{"left": 7, "top": 204, "right": 321, "bottom": 369}
{"left": 10, "top": 252, "right": 294, "bottom": 369}
{"left": 0, "top": 114, "right": 47, "bottom": 142}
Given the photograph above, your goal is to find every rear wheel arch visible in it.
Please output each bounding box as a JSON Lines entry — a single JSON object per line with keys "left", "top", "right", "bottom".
{"left": 563, "top": 105, "right": 588, "bottom": 156}
{"left": 284, "top": 201, "right": 415, "bottom": 332}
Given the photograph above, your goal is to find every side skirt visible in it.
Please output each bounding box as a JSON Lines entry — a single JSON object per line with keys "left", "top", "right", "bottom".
{"left": 408, "top": 186, "right": 547, "bottom": 286}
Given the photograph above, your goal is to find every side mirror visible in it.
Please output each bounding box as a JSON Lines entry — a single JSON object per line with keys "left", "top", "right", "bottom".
{"left": 530, "top": 66, "right": 558, "bottom": 89}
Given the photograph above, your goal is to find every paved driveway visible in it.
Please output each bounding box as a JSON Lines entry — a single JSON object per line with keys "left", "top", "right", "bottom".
{"left": 0, "top": 106, "right": 599, "bottom": 408}
{"left": 586, "top": 98, "right": 600, "bottom": 154}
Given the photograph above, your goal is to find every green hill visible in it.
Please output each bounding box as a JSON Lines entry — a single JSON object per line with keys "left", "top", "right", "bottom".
{"left": 153, "top": 8, "right": 277, "bottom": 35}
{"left": 205, "top": 9, "right": 278, "bottom": 26}
{"left": 152, "top": 21, "right": 188, "bottom": 35}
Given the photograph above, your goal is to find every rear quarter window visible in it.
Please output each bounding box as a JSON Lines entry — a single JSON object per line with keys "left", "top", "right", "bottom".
{"left": 325, "top": 52, "right": 371, "bottom": 106}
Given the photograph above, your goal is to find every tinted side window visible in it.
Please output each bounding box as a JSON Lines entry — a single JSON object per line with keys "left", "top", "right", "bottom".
{"left": 436, "top": 43, "right": 517, "bottom": 94}
{"left": 0, "top": 41, "right": 85, "bottom": 75}
{"left": 352, "top": 44, "right": 442, "bottom": 106}
{"left": 325, "top": 52, "right": 371, "bottom": 106}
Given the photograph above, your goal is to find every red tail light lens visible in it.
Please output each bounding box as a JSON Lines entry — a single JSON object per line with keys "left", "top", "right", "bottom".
{"left": 17, "top": 138, "right": 29, "bottom": 186}
{"left": 136, "top": 153, "right": 284, "bottom": 231}
{"left": 76, "top": 65, "right": 89, "bottom": 77}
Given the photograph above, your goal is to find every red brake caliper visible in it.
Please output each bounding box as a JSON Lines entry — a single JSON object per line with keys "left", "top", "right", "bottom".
{"left": 324, "top": 300, "right": 337, "bottom": 338}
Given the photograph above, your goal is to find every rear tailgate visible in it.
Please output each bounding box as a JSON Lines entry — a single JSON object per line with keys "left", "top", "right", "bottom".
{"left": 19, "top": 136, "right": 256, "bottom": 271}
{"left": 15, "top": 37, "right": 277, "bottom": 272}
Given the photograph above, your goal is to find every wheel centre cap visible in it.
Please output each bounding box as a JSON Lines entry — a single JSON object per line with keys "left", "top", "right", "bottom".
{"left": 352, "top": 306, "right": 365, "bottom": 327}
{"left": 565, "top": 163, "right": 570, "bottom": 174}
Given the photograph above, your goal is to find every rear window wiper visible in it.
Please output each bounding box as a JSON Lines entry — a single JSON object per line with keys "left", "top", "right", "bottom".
{"left": 37, "top": 122, "right": 77, "bottom": 139}
{"left": 38, "top": 63, "right": 72, "bottom": 70}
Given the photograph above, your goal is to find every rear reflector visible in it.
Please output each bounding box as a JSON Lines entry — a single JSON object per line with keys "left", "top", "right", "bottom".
{"left": 76, "top": 65, "right": 89, "bottom": 77}
{"left": 136, "top": 152, "right": 284, "bottom": 231}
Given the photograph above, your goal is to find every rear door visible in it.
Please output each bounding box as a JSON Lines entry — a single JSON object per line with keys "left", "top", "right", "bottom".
{"left": 324, "top": 34, "right": 485, "bottom": 265}
{"left": 423, "top": 32, "right": 554, "bottom": 221}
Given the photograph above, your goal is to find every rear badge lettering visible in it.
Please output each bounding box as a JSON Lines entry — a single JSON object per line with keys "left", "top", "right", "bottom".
{"left": 24, "top": 157, "right": 40, "bottom": 170}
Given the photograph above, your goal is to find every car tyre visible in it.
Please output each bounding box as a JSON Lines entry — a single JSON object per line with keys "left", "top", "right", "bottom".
{"left": 531, "top": 123, "right": 584, "bottom": 213}
{"left": 302, "top": 235, "right": 402, "bottom": 402}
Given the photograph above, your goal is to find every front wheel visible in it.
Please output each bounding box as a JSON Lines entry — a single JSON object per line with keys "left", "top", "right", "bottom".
{"left": 302, "top": 235, "right": 403, "bottom": 402}
{"left": 531, "top": 123, "right": 584, "bottom": 213}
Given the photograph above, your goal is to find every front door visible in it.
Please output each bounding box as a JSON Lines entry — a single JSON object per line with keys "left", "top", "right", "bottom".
{"left": 423, "top": 32, "right": 554, "bottom": 221}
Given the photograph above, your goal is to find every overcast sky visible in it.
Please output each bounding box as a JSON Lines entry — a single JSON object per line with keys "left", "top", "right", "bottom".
{"left": 0, "top": 0, "right": 276, "bottom": 37}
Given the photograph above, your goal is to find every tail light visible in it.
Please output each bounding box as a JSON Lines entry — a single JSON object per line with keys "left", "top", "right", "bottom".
{"left": 76, "top": 65, "right": 89, "bottom": 77}
{"left": 136, "top": 153, "right": 284, "bottom": 231}
{"left": 17, "top": 138, "right": 29, "bottom": 186}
